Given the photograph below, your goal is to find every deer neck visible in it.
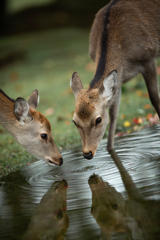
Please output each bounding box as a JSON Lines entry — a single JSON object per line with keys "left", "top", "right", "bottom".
{"left": 109, "top": 149, "right": 142, "bottom": 200}
{"left": 0, "top": 90, "right": 18, "bottom": 138}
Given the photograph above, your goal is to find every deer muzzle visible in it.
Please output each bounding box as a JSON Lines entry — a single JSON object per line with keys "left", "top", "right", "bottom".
{"left": 83, "top": 151, "right": 93, "bottom": 160}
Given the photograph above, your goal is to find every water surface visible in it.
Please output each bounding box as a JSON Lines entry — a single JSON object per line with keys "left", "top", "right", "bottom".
{"left": 0, "top": 125, "right": 160, "bottom": 239}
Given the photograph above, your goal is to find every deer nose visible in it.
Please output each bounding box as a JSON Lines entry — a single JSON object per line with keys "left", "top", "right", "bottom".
{"left": 59, "top": 157, "right": 63, "bottom": 166}
{"left": 88, "top": 174, "right": 99, "bottom": 184}
{"left": 83, "top": 151, "right": 93, "bottom": 160}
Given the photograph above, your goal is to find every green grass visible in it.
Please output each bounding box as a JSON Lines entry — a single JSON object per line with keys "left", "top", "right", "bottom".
{"left": 0, "top": 27, "right": 159, "bottom": 177}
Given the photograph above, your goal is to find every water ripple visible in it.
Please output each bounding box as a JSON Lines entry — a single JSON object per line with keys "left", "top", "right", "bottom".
{"left": 1, "top": 124, "right": 160, "bottom": 239}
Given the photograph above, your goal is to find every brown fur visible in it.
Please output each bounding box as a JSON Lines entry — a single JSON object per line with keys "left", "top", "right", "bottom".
{"left": 90, "top": 0, "right": 160, "bottom": 84}
{"left": 75, "top": 89, "right": 98, "bottom": 120}
{"left": 30, "top": 109, "right": 51, "bottom": 131}
{"left": 0, "top": 89, "right": 62, "bottom": 166}
{"left": 0, "top": 90, "right": 15, "bottom": 122}
{"left": 91, "top": 0, "right": 160, "bottom": 150}
{"left": 71, "top": 0, "right": 160, "bottom": 155}
{"left": 0, "top": 91, "right": 51, "bottom": 132}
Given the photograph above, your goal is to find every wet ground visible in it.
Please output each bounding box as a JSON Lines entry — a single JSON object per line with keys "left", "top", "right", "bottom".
{"left": 0, "top": 124, "right": 160, "bottom": 240}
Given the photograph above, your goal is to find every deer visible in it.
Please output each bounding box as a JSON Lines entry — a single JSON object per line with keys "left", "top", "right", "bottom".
{"left": 88, "top": 150, "right": 160, "bottom": 239}
{"left": 70, "top": 0, "right": 160, "bottom": 160}
{"left": 22, "top": 180, "right": 69, "bottom": 240}
{"left": 88, "top": 174, "right": 145, "bottom": 240}
{"left": 0, "top": 89, "right": 63, "bottom": 166}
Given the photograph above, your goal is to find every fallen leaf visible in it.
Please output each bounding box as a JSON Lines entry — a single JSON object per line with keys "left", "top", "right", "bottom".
{"left": 137, "top": 117, "right": 143, "bottom": 124}
{"left": 120, "top": 114, "right": 125, "bottom": 119}
{"left": 144, "top": 93, "right": 149, "bottom": 98}
{"left": 124, "top": 121, "right": 131, "bottom": 127}
{"left": 136, "top": 90, "right": 148, "bottom": 98}
{"left": 144, "top": 104, "right": 151, "bottom": 109}
{"left": 133, "top": 118, "right": 139, "bottom": 124}
{"left": 146, "top": 113, "right": 153, "bottom": 120}
{"left": 133, "top": 117, "right": 143, "bottom": 125}
{"left": 133, "top": 125, "right": 139, "bottom": 131}
{"left": 65, "top": 120, "right": 70, "bottom": 125}
{"left": 44, "top": 108, "right": 54, "bottom": 116}
{"left": 136, "top": 90, "right": 143, "bottom": 97}
{"left": 116, "top": 132, "right": 126, "bottom": 137}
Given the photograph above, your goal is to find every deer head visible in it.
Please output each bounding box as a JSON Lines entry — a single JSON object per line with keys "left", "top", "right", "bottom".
{"left": 70, "top": 71, "right": 117, "bottom": 159}
{"left": 22, "top": 180, "right": 69, "bottom": 240}
{"left": 88, "top": 174, "right": 145, "bottom": 239}
{"left": 0, "top": 89, "right": 63, "bottom": 166}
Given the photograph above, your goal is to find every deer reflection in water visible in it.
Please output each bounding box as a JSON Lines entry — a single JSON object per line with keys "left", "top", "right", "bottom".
{"left": 88, "top": 150, "right": 160, "bottom": 240}
{"left": 22, "top": 179, "right": 69, "bottom": 240}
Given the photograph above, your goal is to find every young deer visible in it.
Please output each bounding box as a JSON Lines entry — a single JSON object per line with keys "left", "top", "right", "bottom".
{"left": 23, "top": 180, "right": 69, "bottom": 240}
{"left": 0, "top": 89, "right": 63, "bottom": 166}
{"left": 71, "top": 0, "right": 160, "bottom": 159}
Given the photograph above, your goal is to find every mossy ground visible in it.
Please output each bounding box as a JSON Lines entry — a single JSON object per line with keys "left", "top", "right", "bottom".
{"left": 0, "top": 28, "right": 159, "bottom": 177}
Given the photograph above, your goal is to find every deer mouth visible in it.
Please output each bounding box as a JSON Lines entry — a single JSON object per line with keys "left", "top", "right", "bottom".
{"left": 47, "top": 159, "right": 59, "bottom": 166}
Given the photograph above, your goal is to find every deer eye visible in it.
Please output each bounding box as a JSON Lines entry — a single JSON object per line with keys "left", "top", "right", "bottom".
{"left": 57, "top": 210, "right": 63, "bottom": 220}
{"left": 72, "top": 120, "right": 77, "bottom": 126}
{"left": 95, "top": 117, "right": 102, "bottom": 126}
{"left": 41, "top": 133, "right": 47, "bottom": 140}
{"left": 111, "top": 204, "right": 118, "bottom": 210}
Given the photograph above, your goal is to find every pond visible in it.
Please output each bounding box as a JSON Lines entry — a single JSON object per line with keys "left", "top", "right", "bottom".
{"left": 0, "top": 124, "right": 160, "bottom": 240}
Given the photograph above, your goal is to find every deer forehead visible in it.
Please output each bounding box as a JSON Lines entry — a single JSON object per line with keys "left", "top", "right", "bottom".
{"left": 30, "top": 108, "right": 51, "bottom": 131}
{"left": 75, "top": 88, "right": 100, "bottom": 120}
{"left": 75, "top": 99, "right": 95, "bottom": 120}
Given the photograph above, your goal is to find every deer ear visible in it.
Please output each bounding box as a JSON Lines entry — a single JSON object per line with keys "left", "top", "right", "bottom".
{"left": 28, "top": 89, "right": 39, "bottom": 109}
{"left": 100, "top": 70, "right": 117, "bottom": 103}
{"left": 70, "top": 72, "right": 83, "bottom": 98}
{"left": 14, "top": 98, "right": 32, "bottom": 125}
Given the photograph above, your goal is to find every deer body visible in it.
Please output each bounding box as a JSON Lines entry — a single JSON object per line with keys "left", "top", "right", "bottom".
{"left": 0, "top": 89, "right": 63, "bottom": 166}
{"left": 71, "top": 0, "right": 160, "bottom": 159}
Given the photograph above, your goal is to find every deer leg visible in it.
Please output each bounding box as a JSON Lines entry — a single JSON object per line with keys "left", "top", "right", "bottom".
{"left": 143, "top": 60, "right": 160, "bottom": 118}
{"left": 107, "top": 89, "right": 121, "bottom": 151}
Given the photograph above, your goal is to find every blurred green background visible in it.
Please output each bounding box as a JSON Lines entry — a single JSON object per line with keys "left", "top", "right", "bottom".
{"left": 0, "top": 0, "right": 159, "bottom": 177}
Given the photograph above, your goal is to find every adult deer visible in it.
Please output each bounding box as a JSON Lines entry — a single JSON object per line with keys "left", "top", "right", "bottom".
{"left": 0, "top": 89, "right": 63, "bottom": 166}
{"left": 88, "top": 150, "right": 160, "bottom": 239}
{"left": 71, "top": 0, "right": 160, "bottom": 159}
